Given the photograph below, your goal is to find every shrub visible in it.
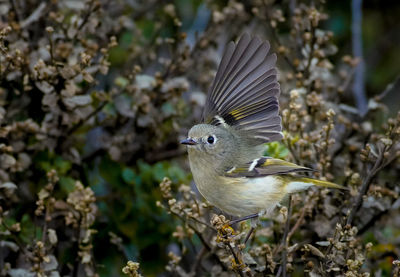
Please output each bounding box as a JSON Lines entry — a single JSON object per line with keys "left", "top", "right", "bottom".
{"left": 0, "top": 0, "right": 399, "bottom": 276}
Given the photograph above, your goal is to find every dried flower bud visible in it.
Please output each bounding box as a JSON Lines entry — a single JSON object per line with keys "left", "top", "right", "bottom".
{"left": 290, "top": 89, "right": 300, "bottom": 99}
{"left": 109, "top": 36, "right": 118, "bottom": 48}
{"left": 278, "top": 46, "right": 287, "bottom": 55}
{"left": 380, "top": 138, "right": 392, "bottom": 146}
{"left": 45, "top": 26, "right": 54, "bottom": 33}
{"left": 122, "top": 261, "right": 142, "bottom": 276}
{"left": 303, "top": 32, "right": 312, "bottom": 41}
{"left": 48, "top": 229, "right": 58, "bottom": 245}
{"left": 10, "top": 223, "right": 21, "bottom": 232}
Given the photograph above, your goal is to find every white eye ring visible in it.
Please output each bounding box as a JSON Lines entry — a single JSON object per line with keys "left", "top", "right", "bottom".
{"left": 206, "top": 135, "right": 217, "bottom": 144}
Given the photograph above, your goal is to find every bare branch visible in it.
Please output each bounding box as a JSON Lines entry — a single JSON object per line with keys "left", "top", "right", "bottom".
{"left": 351, "top": 0, "right": 368, "bottom": 115}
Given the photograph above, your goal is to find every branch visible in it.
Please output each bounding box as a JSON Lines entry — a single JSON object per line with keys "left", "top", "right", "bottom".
{"left": 190, "top": 247, "right": 206, "bottom": 275}
{"left": 283, "top": 137, "right": 301, "bottom": 166}
{"left": 287, "top": 203, "right": 306, "bottom": 242}
{"left": 66, "top": 101, "right": 108, "bottom": 136}
{"left": 9, "top": 0, "right": 22, "bottom": 23}
{"left": 351, "top": 0, "right": 368, "bottom": 115}
{"left": 77, "top": 0, "right": 98, "bottom": 32}
{"left": 303, "top": 24, "right": 316, "bottom": 80}
{"left": 1, "top": 221, "right": 31, "bottom": 259}
{"left": 277, "top": 195, "right": 292, "bottom": 277}
{"left": 264, "top": 11, "right": 297, "bottom": 72}
{"left": 20, "top": 2, "right": 47, "bottom": 28}
{"left": 227, "top": 244, "right": 245, "bottom": 277}
{"left": 169, "top": 210, "right": 226, "bottom": 271}
{"left": 346, "top": 145, "right": 387, "bottom": 225}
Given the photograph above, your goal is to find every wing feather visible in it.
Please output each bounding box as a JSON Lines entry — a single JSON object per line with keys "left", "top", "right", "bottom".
{"left": 202, "top": 33, "right": 282, "bottom": 143}
{"left": 224, "top": 157, "right": 314, "bottom": 178}
{"left": 213, "top": 37, "right": 265, "bottom": 109}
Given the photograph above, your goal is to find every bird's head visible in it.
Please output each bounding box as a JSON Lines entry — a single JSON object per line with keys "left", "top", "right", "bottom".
{"left": 180, "top": 124, "right": 235, "bottom": 156}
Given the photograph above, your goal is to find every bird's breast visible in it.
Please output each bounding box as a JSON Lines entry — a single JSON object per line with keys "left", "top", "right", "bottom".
{"left": 188, "top": 151, "right": 287, "bottom": 217}
{"left": 213, "top": 176, "right": 287, "bottom": 216}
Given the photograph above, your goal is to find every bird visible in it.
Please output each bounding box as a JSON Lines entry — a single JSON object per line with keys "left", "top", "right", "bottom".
{"left": 181, "top": 33, "right": 345, "bottom": 224}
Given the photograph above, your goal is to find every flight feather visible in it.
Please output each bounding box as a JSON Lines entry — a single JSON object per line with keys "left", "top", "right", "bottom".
{"left": 202, "top": 33, "right": 283, "bottom": 143}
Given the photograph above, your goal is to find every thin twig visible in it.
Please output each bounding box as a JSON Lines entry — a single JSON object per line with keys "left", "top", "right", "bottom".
{"left": 277, "top": 195, "right": 292, "bottom": 277}
{"left": 77, "top": 0, "right": 97, "bottom": 32}
{"left": 1, "top": 221, "right": 31, "bottom": 258}
{"left": 227, "top": 243, "right": 245, "bottom": 277}
{"left": 190, "top": 247, "right": 206, "bottom": 275}
{"left": 351, "top": 0, "right": 368, "bottom": 115}
{"left": 324, "top": 224, "right": 339, "bottom": 258}
{"left": 358, "top": 208, "right": 390, "bottom": 235}
{"left": 191, "top": 226, "right": 227, "bottom": 271}
{"left": 66, "top": 101, "right": 107, "bottom": 135}
{"left": 20, "top": 2, "right": 47, "bottom": 28}
{"left": 264, "top": 16, "right": 297, "bottom": 72}
{"left": 346, "top": 145, "right": 387, "bottom": 225}
{"left": 47, "top": 30, "right": 55, "bottom": 64}
{"left": 131, "top": 0, "right": 162, "bottom": 20}
{"left": 287, "top": 203, "right": 307, "bottom": 242}
{"left": 9, "top": 0, "right": 22, "bottom": 23}
{"left": 169, "top": 209, "right": 226, "bottom": 270}
{"left": 186, "top": 213, "right": 216, "bottom": 231}
{"left": 170, "top": 203, "right": 216, "bottom": 230}
{"left": 284, "top": 137, "right": 301, "bottom": 165}
{"left": 340, "top": 66, "right": 357, "bottom": 94}
{"left": 303, "top": 24, "right": 316, "bottom": 80}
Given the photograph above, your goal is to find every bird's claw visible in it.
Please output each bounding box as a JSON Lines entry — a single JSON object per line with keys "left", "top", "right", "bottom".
{"left": 216, "top": 224, "right": 236, "bottom": 242}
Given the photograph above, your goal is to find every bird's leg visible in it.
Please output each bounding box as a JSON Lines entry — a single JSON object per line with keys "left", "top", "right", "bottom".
{"left": 226, "top": 214, "right": 258, "bottom": 245}
{"left": 217, "top": 214, "right": 258, "bottom": 246}
{"left": 229, "top": 213, "right": 259, "bottom": 225}
{"left": 243, "top": 227, "right": 255, "bottom": 244}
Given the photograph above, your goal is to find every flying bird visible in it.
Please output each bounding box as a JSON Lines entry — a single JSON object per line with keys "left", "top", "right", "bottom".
{"left": 181, "top": 33, "right": 345, "bottom": 224}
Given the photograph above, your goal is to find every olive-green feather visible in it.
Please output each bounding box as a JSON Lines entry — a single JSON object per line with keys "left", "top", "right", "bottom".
{"left": 224, "top": 157, "right": 313, "bottom": 178}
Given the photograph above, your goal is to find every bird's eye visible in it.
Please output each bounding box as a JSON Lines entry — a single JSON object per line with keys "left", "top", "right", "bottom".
{"left": 207, "top": 135, "right": 215, "bottom": 144}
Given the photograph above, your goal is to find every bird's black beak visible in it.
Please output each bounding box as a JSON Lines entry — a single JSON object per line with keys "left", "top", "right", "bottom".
{"left": 180, "top": 138, "right": 197, "bottom": 145}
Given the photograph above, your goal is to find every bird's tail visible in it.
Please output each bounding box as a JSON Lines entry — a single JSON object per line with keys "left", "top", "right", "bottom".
{"left": 301, "top": 177, "right": 347, "bottom": 189}
{"left": 286, "top": 177, "right": 347, "bottom": 193}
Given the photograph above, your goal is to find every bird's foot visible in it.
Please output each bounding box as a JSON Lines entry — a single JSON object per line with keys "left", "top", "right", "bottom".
{"left": 211, "top": 214, "right": 252, "bottom": 274}
{"left": 211, "top": 213, "right": 259, "bottom": 244}
{"left": 211, "top": 214, "right": 236, "bottom": 243}
{"left": 228, "top": 213, "right": 259, "bottom": 245}
{"left": 216, "top": 224, "right": 236, "bottom": 243}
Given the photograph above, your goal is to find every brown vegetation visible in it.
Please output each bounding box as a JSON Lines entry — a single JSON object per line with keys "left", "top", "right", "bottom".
{"left": 0, "top": 0, "right": 399, "bottom": 276}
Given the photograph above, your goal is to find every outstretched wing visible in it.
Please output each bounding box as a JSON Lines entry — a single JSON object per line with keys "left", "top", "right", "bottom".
{"left": 224, "top": 157, "right": 314, "bottom": 178}
{"left": 202, "top": 33, "right": 283, "bottom": 143}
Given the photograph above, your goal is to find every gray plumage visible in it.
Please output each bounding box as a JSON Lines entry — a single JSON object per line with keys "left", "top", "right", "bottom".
{"left": 186, "top": 33, "right": 290, "bottom": 177}
{"left": 181, "top": 34, "right": 346, "bottom": 217}
{"left": 202, "top": 33, "right": 283, "bottom": 144}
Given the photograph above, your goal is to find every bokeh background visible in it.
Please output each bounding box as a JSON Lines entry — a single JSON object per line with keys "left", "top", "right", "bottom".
{"left": 0, "top": 0, "right": 399, "bottom": 276}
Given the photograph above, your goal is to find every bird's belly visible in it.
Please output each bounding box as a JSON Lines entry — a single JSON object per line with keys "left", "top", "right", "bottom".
{"left": 194, "top": 175, "right": 286, "bottom": 217}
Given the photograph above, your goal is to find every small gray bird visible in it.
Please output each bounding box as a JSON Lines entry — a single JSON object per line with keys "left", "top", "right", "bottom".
{"left": 181, "top": 33, "right": 344, "bottom": 220}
